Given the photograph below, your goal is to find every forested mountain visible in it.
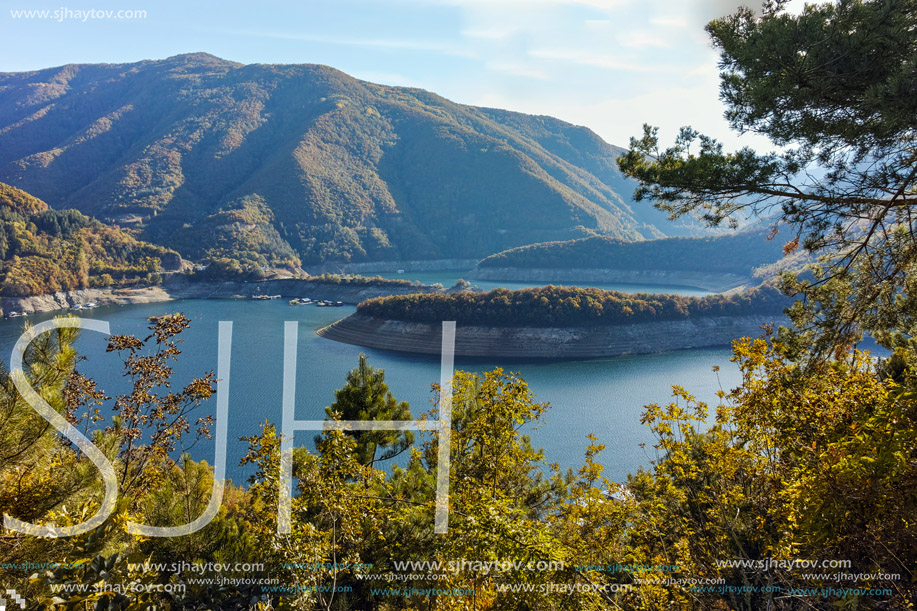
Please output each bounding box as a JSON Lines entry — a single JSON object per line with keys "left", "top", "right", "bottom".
{"left": 0, "top": 53, "right": 692, "bottom": 267}
{"left": 477, "top": 228, "right": 788, "bottom": 277}
{"left": 0, "top": 182, "right": 176, "bottom": 296}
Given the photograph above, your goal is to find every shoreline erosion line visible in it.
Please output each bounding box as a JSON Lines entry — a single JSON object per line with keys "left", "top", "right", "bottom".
{"left": 0, "top": 276, "right": 444, "bottom": 316}
{"left": 0, "top": 272, "right": 775, "bottom": 359}
{"left": 317, "top": 313, "right": 781, "bottom": 358}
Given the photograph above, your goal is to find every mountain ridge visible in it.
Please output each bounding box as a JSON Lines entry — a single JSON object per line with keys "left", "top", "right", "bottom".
{"left": 475, "top": 229, "right": 787, "bottom": 277}
{"left": 0, "top": 53, "right": 698, "bottom": 268}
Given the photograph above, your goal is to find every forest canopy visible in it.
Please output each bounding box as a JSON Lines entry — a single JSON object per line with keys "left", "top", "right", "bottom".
{"left": 357, "top": 284, "right": 788, "bottom": 327}
{"left": 0, "top": 183, "right": 177, "bottom": 297}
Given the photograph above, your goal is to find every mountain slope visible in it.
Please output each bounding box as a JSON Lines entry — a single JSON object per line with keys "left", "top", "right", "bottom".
{"left": 0, "top": 182, "right": 177, "bottom": 296}
{"left": 0, "top": 53, "right": 688, "bottom": 266}
{"left": 476, "top": 229, "right": 788, "bottom": 277}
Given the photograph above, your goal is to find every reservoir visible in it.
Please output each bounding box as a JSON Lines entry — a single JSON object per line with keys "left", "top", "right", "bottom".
{"left": 0, "top": 290, "right": 742, "bottom": 485}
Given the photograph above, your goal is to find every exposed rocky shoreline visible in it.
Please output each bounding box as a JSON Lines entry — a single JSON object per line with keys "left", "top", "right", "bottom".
{"left": 0, "top": 276, "right": 444, "bottom": 316}
{"left": 1, "top": 286, "right": 174, "bottom": 316}
{"left": 467, "top": 267, "right": 752, "bottom": 293}
{"left": 3, "top": 274, "right": 777, "bottom": 360}
{"left": 316, "top": 312, "right": 778, "bottom": 358}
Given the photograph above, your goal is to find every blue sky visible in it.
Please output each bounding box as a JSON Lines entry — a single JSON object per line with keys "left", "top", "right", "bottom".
{"left": 1, "top": 0, "right": 806, "bottom": 151}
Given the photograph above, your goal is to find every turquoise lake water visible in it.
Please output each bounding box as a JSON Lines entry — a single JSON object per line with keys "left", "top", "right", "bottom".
{"left": 0, "top": 283, "right": 741, "bottom": 485}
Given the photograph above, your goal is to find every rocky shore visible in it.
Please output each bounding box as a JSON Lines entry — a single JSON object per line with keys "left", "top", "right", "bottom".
{"left": 316, "top": 312, "right": 778, "bottom": 358}
{"left": 0, "top": 276, "right": 445, "bottom": 316}
{"left": 161, "top": 275, "right": 442, "bottom": 303}
{"left": 0, "top": 286, "right": 174, "bottom": 316}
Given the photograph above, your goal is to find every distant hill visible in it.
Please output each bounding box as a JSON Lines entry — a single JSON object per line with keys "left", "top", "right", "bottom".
{"left": 0, "top": 53, "right": 697, "bottom": 268}
{"left": 0, "top": 183, "right": 177, "bottom": 296}
{"left": 476, "top": 229, "right": 788, "bottom": 278}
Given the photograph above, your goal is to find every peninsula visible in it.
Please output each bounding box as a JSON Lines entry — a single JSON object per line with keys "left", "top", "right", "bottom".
{"left": 317, "top": 285, "right": 788, "bottom": 358}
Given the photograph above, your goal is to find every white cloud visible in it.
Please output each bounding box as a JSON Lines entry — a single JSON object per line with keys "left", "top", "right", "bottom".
{"left": 528, "top": 48, "right": 676, "bottom": 73}
{"left": 421, "top": 0, "right": 630, "bottom": 9}
{"left": 574, "top": 86, "right": 772, "bottom": 150}
{"left": 237, "top": 0, "right": 803, "bottom": 149}
{"left": 460, "top": 27, "right": 520, "bottom": 40}
{"left": 485, "top": 61, "right": 550, "bottom": 80}
{"left": 681, "top": 57, "right": 720, "bottom": 80}
{"left": 649, "top": 15, "right": 689, "bottom": 28}
{"left": 228, "top": 29, "right": 480, "bottom": 59}
{"left": 467, "top": 76, "right": 771, "bottom": 153}
{"left": 617, "top": 31, "right": 670, "bottom": 49}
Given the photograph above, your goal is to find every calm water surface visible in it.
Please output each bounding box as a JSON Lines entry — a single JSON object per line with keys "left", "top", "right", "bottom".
{"left": 0, "top": 296, "right": 740, "bottom": 484}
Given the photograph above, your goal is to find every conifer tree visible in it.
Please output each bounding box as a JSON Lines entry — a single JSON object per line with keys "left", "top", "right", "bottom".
{"left": 322, "top": 353, "right": 413, "bottom": 469}
{"left": 618, "top": 0, "right": 917, "bottom": 356}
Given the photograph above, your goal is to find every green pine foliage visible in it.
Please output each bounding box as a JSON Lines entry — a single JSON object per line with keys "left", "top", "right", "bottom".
{"left": 321, "top": 353, "right": 414, "bottom": 469}
{"left": 617, "top": 0, "right": 917, "bottom": 357}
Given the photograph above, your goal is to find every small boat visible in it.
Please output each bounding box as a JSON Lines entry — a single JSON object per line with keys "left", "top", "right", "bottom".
{"left": 316, "top": 301, "right": 327, "bottom": 307}
{"left": 85, "top": 302, "right": 98, "bottom": 309}
{"left": 334, "top": 301, "right": 344, "bottom": 307}
{"left": 71, "top": 304, "right": 84, "bottom": 310}
{"left": 7, "top": 311, "right": 21, "bottom": 318}
{"left": 396, "top": 269, "right": 405, "bottom": 274}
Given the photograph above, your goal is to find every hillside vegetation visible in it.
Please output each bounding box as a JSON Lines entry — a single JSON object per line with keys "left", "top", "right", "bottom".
{"left": 0, "top": 183, "right": 176, "bottom": 296}
{"left": 4, "top": 3, "right": 916, "bottom": 609}
{"left": 0, "top": 54, "right": 698, "bottom": 268}
{"left": 357, "top": 284, "right": 787, "bottom": 328}
{"left": 477, "top": 228, "right": 787, "bottom": 276}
